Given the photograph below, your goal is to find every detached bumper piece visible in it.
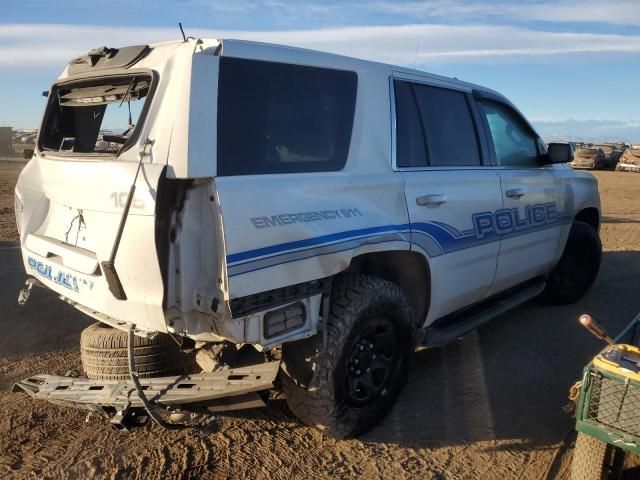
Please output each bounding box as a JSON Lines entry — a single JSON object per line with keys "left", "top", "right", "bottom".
{"left": 13, "top": 361, "right": 280, "bottom": 430}
{"left": 617, "top": 162, "right": 640, "bottom": 172}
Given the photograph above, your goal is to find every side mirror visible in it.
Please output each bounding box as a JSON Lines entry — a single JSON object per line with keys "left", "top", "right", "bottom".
{"left": 22, "top": 148, "right": 34, "bottom": 160}
{"left": 546, "top": 142, "right": 574, "bottom": 164}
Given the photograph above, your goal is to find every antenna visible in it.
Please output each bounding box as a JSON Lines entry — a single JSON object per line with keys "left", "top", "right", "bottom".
{"left": 178, "top": 22, "right": 187, "bottom": 42}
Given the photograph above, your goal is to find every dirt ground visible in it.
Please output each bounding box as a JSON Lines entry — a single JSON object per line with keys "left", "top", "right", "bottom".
{"left": 0, "top": 160, "right": 639, "bottom": 479}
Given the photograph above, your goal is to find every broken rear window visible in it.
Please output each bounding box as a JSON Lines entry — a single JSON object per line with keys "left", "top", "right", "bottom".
{"left": 39, "top": 74, "right": 152, "bottom": 155}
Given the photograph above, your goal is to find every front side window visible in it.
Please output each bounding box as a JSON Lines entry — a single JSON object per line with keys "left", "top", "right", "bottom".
{"left": 480, "top": 100, "right": 540, "bottom": 167}
{"left": 39, "top": 75, "right": 151, "bottom": 155}
{"left": 217, "top": 58, "right": 357, "bottom": 176}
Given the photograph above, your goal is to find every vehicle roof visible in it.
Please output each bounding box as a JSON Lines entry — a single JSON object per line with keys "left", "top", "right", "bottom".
{"left": 218, "top": 38, "right": 506, "bottom": 99}
{"left": 59, "top": 37, "right": 508, "bottom": 102}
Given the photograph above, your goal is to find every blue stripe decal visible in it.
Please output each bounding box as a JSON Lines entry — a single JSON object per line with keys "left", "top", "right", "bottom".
{"left": 228, "top": 236, "right": 410, "bottom": 277}
{"left": 226, "top": 210, "right": 575, "bottom": 275}
{"left": 226, "top": 224, "right": 411, "bottom": 264}
{"left": 431, "top": 221, "right": 463, "bottom": 238}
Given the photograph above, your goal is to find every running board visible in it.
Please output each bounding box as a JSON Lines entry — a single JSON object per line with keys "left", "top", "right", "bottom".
{"left": 420, "top": 280, "right": 546, "bottom": 348}
{"left": 13, "top": 361, "right": 280, "bottom": 415}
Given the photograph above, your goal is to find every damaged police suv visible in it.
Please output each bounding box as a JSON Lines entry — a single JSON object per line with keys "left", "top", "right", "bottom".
{"left": 14, "top": 38, "right": 601, "bottom": 438}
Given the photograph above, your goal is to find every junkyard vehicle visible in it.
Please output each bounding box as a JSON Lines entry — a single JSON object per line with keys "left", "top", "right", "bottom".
{"left": 606, "top": 143, "right": 628, "bottom": 152}
{"left": 572, "top": 147, "right": 607, "bottom": 170}
{"left": 14, "top": 38, "right": 602, "bottom": 438}
{"left": 616, "top": 148, "right": 640, "bottom": 172}
{"left": 571, "top": 313, "right": 640, "bottom": 480}
{"left": 595, "top": 145, "right": 623, "bottom": 170}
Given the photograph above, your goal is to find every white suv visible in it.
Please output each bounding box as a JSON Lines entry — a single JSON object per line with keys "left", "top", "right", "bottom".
{"left": 14, "top": 38, "right": 602, "bottom": 437}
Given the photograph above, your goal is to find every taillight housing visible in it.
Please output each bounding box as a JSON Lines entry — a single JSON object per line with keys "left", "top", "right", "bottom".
{"left": 14, "top": 194, "right": 23, "bottom": 237}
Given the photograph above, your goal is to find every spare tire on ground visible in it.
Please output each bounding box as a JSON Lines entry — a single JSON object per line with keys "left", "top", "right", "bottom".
{"left": 80, "top": 323, "right": 188, "bottom": 380}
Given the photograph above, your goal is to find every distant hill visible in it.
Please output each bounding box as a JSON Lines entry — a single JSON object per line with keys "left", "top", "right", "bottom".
{"left": 532, "top": 119, "right": 640, "bottom": 145}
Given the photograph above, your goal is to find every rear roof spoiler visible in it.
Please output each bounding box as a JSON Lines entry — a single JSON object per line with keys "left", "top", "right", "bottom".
{"left": 68, "top": 45, "right": 151, "bottom": 75}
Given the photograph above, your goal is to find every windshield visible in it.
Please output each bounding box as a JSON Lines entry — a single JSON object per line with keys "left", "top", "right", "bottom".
{"left": 576, "top": 148, "right": 600, "bottom": 157}
{"left": 595, "top": 145, "right": 613, "bottom": 152}
{"left": 39, "top": 74, "right": 152, "bottom": 155}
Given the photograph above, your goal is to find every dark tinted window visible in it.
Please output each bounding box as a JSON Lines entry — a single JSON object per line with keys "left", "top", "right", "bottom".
{"left": 217, "top": 58, "right": 357, "bottom": 176}
{"left": 413, "top": 84, "right": 481, "bottom": 167}
{"left": 394, "top": 80, "right": 427, "bottom": 168}
{"left": 480, "top": 100, "right": 539, "bottom": 167}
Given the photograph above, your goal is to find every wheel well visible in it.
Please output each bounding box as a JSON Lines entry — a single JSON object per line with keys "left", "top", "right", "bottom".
{"left": 346, "top": 251, "right": 430, "bottom": 326}
{"left": 574, "top": 207, "right": 600, "bottom": 231}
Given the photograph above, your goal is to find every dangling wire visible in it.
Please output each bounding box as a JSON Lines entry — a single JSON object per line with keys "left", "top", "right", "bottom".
{"left": 119, "top": 78, "right": 136, "bottom": 108}
{"left": 118, "top": 79, "right": 136, "bottom": 137}
{"left": 127, "top": 324, "right": 190, "bottom": 430}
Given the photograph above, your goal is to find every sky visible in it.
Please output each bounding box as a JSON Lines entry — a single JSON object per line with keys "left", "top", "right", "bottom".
{"left": 1, "top": 0, "right": 639, "bottom": 142}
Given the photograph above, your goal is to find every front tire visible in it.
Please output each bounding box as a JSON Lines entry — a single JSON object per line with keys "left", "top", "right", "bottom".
{"left": 280, "top": 274, "right": 414, "bottom": 439}
{"left": 544, "top": 220, "right": 602, "bottom": 305}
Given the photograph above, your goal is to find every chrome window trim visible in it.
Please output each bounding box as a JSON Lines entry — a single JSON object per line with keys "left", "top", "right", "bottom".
{"left": 389, "top": 74, "right": 486, "bottom": 172}
{"left": 389, "top": 73, "right": 552, "bottom": 173}
{"left": 389, "top": 75, "right": 398, "bottom": 172}
{"left": 392, "top": 70, "right": 473, "bottom": 93}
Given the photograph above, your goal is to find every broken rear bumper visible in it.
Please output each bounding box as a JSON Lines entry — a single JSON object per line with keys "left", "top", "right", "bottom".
{"left": 617, "top": 162, "right": 640, "bottom": 172}
{"left": 13, "top": 361, "right": 280, "bottom": 428}
{"left": 570, "top": 162, "right": 597, "bottom": 170}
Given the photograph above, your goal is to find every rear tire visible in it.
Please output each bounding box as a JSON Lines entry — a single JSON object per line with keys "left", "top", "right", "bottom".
{"left": 280, "top": 274, "right": 414, "bottom": 439}
{"left": 543, "top": 220, "right": 602, "bottom": 305}
{"left": 80, "top": 323, "right": 187, "bottom": 380}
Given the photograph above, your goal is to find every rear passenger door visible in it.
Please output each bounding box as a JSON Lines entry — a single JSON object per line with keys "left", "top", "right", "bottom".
{"left": 214, "top": 58, "right": 410, "bottom": 306}
{"left": 476, "top": 96, "right": 563, "bottom": 296}
{"left": 393, "top": 78, "right": 503, "bottom": 323}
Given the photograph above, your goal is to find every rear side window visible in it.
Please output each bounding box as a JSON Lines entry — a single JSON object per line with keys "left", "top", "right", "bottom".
{"left": 217, "top": 58, "right": 357, "bottom": 176}
{"left": 394, "top": 81, "right": 428, "bottom": 168}
{"left": 413, "top": 84, "right": 481, "bottom": 167}
{"left": 394, "top": 80, "right": 481, "bottom": 167}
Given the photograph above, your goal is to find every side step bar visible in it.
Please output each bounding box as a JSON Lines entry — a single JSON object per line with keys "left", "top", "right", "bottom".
{"left": 421, "top": 280, "right": 546, "bottom": 348}
{"left": 13, "top": 361, "right": 280, "bottom": 415}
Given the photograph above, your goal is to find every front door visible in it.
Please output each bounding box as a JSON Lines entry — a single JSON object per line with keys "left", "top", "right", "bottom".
{"left": 476, "top": 98, "right": 563, "bottom": 296}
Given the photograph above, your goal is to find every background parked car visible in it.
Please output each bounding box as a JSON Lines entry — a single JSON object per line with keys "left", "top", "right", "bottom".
{"left": 594, "top": 144, "right": 623, "bottom": 169}
{"left": 616, "top": 147, "right": 640, "bottom": 172}
{"left": 571, "top": 146, "right": 606, "bottom": 170}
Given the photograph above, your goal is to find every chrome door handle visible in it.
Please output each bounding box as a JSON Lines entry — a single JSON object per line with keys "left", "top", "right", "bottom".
{"left": 416, "top": 194, "right": 447, "bottom": 206}
{"left": 505, "top": 188, "right": 526, "bottom": 199}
